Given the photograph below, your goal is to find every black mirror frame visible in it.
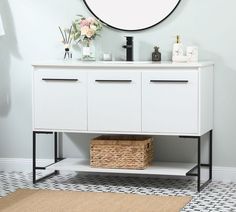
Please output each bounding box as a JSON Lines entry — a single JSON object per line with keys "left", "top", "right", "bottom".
{"left": 83, "top": 0, "right": 182, "bottom": 32}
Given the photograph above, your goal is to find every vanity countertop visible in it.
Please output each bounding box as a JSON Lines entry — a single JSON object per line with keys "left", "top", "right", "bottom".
{"left": 32, "top": 60, "right": 214, "bottom": 68}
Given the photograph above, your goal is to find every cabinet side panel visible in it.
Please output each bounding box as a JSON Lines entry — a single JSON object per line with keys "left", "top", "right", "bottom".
{"left": 32, "top": 67, "right": 36, "bottom": 131}
{"left": 199, "top": 65, "right": 214, "bottom": 135}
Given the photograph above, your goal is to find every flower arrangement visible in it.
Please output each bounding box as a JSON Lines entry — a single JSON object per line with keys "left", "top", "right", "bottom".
{"left": 72, "top": 15, "right": 102, "bottom": 45}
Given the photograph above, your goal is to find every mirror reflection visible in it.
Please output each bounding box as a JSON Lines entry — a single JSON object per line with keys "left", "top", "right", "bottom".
{"left": 83, "top": 0, "right": 181, "bottom": 31}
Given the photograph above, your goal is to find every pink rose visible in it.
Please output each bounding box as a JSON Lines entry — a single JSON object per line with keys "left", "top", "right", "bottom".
{"left": 87, "top": 17, "right": 95, "bottom": 24}
{"left": 80, "top": 19, "right": 90, "bottom": 27}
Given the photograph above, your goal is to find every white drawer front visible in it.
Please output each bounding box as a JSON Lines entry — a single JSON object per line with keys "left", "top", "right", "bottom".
{"left": 33, "top": 69, "right": 87, "bottom": 131}
{"left": 88, "top": 71, "right": 141, "bottom": 132}
{"left": 142, "top": 70, "right": 199, "bottom": 134}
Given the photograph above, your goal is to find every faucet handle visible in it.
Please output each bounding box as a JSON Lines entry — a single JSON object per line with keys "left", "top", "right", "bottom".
{"left": 122, "top": 45, "right": 133, "bottom": 49}
{"left": 125, "top": 36, "right": 133, "bottom": 42}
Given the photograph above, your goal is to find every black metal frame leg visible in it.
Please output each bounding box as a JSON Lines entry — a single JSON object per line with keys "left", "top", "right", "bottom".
{"left": 197, "top": 136, "right": 201, "bottom": 192}
{"left": 181, "top": 130, "right": 213, "bottom": 192}
{"left": 33, "top": 131, "right": 60, "bottom": 184}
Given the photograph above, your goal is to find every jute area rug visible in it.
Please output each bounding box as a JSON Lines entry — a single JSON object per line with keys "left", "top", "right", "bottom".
{"left": 0, "top": 189, "right": 191, "bottom": 212}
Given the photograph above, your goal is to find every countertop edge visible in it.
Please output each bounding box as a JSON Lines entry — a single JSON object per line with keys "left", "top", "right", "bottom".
{"left": 32, "top": 60, "right": 214, "bottom": 68}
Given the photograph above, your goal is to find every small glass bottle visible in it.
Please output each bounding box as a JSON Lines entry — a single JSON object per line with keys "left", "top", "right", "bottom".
{"left": 64, "top": 44, "right": 72, "bottom": 60}
{"left": 152, "top": 46, "right": 161, "bottom": 61}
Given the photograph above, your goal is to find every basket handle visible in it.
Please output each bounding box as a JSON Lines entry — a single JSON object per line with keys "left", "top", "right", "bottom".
{"left": 145, "top": 142, "right": 151, "bottom": 152}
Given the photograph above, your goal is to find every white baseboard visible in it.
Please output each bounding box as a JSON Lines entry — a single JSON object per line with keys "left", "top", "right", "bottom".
{"left": 0, "top": 158, "right": 53, "bottom": 172}
{"left": 211, "top": 166, "right": 236, "bottom": 182}
{"left": 0, "top": 158, "right": 236, "bottom": 182}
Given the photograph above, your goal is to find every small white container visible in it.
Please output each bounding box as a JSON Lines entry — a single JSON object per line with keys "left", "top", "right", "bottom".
{"left": 187, "top": 46, "right": 198, "bottom": 62}
{"left": 103, "top": 53, "right": 112, "bottom": 61}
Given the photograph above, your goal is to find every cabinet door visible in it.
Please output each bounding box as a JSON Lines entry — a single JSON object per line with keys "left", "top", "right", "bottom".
{"left": 88, "top": 71, "right": 141, "bottom": 132}
{"left": 142, "top": 70, "right": 199, "bottom": 134}
{"left": 33, "top": 69, "right": 87, "bottom": 131}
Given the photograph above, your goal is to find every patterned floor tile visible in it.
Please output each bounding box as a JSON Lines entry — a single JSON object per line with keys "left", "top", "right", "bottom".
{"left": 0, "top": 171, "right": 236, "bottom": 211}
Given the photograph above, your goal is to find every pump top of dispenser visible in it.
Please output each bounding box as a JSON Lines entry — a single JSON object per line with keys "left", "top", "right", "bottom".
{"left": 176, "top": 35, "right": 180, "bottom": 44}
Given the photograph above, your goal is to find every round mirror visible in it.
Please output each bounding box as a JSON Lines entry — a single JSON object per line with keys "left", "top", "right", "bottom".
{"left": 83, "top": 0, "right": 181, "bottom": 31}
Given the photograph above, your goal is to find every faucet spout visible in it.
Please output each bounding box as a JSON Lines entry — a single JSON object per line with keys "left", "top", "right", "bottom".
{"left": 122, "top": 36, "right": 133, "bottom": 61}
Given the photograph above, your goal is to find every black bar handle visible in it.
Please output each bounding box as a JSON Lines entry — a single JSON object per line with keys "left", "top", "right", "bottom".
{"left": 42, "top": 78, "right": 78, "bottom": 82}
{"left": 95, "top": 80, "right": 132, "bottom": 83}
{"left": 150, "top": 80, "right": 189, "bottom": 83}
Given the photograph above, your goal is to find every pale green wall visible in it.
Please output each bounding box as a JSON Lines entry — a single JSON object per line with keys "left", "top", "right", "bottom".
{"left": 0, "top": 0, "right": 235, "bottom": 167}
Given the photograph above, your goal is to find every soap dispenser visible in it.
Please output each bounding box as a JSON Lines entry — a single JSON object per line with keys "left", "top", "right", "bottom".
{"left": 172, "top": 35, "right": 185, "bottom": 62}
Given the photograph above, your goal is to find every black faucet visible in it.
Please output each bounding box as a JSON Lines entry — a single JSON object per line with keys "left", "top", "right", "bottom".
{"left": 122, "top": 36, "right": 133, "bottom": 61}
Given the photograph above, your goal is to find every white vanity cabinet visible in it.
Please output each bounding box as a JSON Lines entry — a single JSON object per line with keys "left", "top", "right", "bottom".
{"left": 88, "top": 71, "right": 141, "bottom": 132}
{"left": 32, "top": 61, "right": 214, "bottom": 136}
{"left": 33, "top": 68, "right": 87, "bottom": 131}
{"left": 32, "top": 61, "right": 214, "bottom": 192}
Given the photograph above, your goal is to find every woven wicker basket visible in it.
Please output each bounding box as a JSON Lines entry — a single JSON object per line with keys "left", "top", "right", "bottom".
{"left": 90, "top": 135, "right": 154, "bottom": 170}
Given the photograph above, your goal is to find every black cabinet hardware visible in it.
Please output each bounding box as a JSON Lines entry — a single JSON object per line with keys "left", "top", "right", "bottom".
{"left": 150, "top": 80, "right": 188, "bottom": 83}
{"left": 42, "top": 78, "right": 78, "bottom": 82}
{"left": 95, "top": 80, "right": 132, "bottom": 83}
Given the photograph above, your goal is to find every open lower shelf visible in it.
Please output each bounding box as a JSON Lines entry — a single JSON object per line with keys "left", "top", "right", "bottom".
{"left": 46, "top": 158, "right": 196, "bottom": 176}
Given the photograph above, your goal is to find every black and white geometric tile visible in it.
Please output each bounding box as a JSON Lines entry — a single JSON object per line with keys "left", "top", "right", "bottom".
{"left": 0, "top": 171, "right": 236, "bottom": 211}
